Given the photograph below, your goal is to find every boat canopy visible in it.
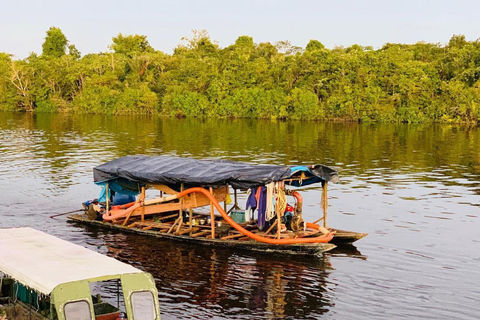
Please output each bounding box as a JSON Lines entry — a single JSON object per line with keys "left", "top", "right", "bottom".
{"left": 0, "top": 227, "right": 142, "bottom": 295}
{"left": 93, "top": 155, "right": 339, "bottom": 190}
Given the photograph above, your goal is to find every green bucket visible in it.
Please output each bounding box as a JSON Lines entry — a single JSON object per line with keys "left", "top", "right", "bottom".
{"left": 229, "top": 210, "right": 245, "bottom": 224}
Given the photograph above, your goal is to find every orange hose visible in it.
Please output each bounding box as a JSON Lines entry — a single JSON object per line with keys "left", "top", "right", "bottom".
{"left": 306, "top": 222, "right": 320, "bottom": 230}
{"left": 292, "top": 191, "right": 303, "bottom": 213}
{"left": 103, "top": 202, "right": 141, "bottom": 221}
{"left": 292, "top": 191, "right": 303, "bottom": 203}
{"left": 111, "top": 202, "right": 136, "bottom": 211}
{"left": 177, "top": 187, "right": 333, "bottom": 244}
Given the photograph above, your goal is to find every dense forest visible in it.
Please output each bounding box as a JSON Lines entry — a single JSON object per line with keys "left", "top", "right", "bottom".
{"left": 1, "top": 27, "right": 480, "bottom": 122}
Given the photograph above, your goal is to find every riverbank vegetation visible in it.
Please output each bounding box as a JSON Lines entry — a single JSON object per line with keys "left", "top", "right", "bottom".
{"left": 1, "top": 27, "right": 480, "bottom": 122}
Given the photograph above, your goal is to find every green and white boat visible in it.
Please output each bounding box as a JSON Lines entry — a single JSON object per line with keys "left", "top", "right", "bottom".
{"left": 0, "top": 227, "right": 161, "bottom": 320}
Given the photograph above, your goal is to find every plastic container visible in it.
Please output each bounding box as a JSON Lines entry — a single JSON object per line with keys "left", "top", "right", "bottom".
{"left": 229, "top": 210, "right": 246, "bottom": 224}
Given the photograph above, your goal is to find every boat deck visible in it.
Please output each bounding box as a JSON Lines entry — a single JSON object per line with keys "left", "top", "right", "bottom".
{"left": 68, "top": 214, "right": 337, "bottom": 256}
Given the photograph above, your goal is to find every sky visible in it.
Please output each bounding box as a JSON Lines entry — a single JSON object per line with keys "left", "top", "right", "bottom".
{"left": 1, "top": 0, "right": 480, "bottom": 58}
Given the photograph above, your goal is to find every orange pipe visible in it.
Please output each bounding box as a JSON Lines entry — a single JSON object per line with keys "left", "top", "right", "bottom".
{"left": 306, "top": 222, "right": 320, "bottom": 230}
{"left": 103, "top": 202, "right": 141, "bottom": 221}
{"left": 111, "top": 202, "right": 136, "bottom": 211}
{"left": 177, "top": 187, "right": 333, "bottom": 244}
{"left": 292, "top": 191, "right": 303, "bottom": 214}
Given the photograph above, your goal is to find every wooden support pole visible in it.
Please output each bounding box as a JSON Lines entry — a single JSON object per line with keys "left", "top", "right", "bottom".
{"left": 234, "top": 188, "right": 238, "bottom": 209}
{"left": 224, "top": 186, "right": 228, "bottom": 212}
{"left": 312, "top": 216, "right": 324, "bottom": 225}
{"left": 175, "top": 183, "right": 184, "bottom": 235}
{"left": 179, "top": 183, "right": 184, "bottom": 218}
{"left": 167, "top": 217, "right": 181, "bottom": 234}
{"left": 321, "top": 181, "right": 328, "bottom": 228}
{"left": 209, "top": 187, "right": 215, "bottom": 239}
{"left": 141, "top": 186, "right": 146, "bottom": 222}
{"left": 276, "top": 210, "right": 282, "bottom": 239}
{"left": 175, "top": 217, "right": 183, "bottom": 234}
{"left": 189, "top": 207, "right": 193, "bottom": 236}
{"left": 122, "top": 209, "right": 135, "bottom": 226}
{"left": 106, "top": 182, "right": 110, "bottom": 216}
{"left": 276, "top": 183, "right": 282, "bottom": 239}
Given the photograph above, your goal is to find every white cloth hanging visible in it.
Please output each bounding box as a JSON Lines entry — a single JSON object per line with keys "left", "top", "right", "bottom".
{"left": 265, "top": 182, "right": 275, "bottom": 221}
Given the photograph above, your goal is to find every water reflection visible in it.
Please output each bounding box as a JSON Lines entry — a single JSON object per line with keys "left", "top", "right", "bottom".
{"left": 1, "top": 112, "right": 480, "bottom": 319}
{"left": 72, "top": 224, "right": 350, "bottom": 320}
{"left": 2, "top": 113, "right": 480, "bottom": 183}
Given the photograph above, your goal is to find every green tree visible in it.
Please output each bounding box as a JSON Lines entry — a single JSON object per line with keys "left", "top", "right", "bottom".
{"left": 235, "top": 36, "right": 254, "bottom": 48}
{"left": 68, "top": 44, "right": 81, "bottom": 60}
{"left": 0, "top": 53, "right": 16, "bottom": 110}
{"left": 42, "top": 27, "right": 68, "bottom": 58}
{"left": 110, "top": 34, "right": 153, "bottom": 56}
{"left": 306, "top": 40, "right": 325, "bottom": 52}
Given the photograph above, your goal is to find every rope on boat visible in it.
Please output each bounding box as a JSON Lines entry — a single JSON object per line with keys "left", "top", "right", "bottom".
{"left": 276, "top": 185, "right": 287, "bottom": 217}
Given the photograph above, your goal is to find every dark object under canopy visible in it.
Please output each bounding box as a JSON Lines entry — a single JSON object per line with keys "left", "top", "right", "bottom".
{"left": 93, "top": 155, "right": 339, "bottom": 190}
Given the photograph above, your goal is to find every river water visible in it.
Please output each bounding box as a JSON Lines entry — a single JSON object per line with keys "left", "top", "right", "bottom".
{"left": 0, "top": 112, "right": 479, "bottom": 319}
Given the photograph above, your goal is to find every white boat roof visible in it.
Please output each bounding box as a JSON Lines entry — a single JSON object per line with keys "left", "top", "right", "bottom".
{"left": 0, "top": 227, "right": 142, "bottom": 295}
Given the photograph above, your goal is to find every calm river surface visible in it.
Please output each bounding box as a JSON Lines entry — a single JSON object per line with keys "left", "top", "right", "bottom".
{"left": 1, "top": 112, "right": 479, "bottom": 319}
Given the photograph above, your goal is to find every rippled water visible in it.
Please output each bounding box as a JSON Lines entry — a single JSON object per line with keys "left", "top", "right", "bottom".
{"left": 1, "top": 112, "right": 479, "bottom": 319}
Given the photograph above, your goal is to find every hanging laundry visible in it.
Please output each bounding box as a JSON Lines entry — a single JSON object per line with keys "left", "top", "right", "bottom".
{"left": 246, "top": 188, "right": 257, "bottom": 210}
{"left": 265, "top": 182, "right": 276, "bottom": 221}
{"left": 245, "top": 188, "right": 257, "bottom": 222}
{"left": 257, "top": 186, "right": 267, "bottom": 230}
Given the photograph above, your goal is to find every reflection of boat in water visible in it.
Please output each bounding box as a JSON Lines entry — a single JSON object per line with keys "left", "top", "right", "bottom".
{"left": 69, "top": 224, "right": 366, "bottom": 319}
{"left": 84, "top": 229, "right": 340, "bottom": 319}
{"left": 69, "top": 156, "right": 367, "bottom": 256}
{"left": 329, "top": 243, "right": 367, "bottom": 260}
{"left": 0, "top": 228, "right": 160, "bottom": 320}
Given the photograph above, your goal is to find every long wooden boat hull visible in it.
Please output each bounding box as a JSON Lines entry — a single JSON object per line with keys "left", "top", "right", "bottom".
{"left": 68, "top": 214, "right": 336, "bottom": 256}
{"left": 329, "top": 228, "right": 368, "bottom": 244}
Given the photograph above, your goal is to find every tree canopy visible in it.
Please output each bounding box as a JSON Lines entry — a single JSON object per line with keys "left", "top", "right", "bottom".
{"left": 1, "top": 28, "right": 480, "bottom": 123}
{"left": 42, "top": 27, "right": 68, "bottom": 58}
{"left": 110, "top": 34, "right": 153, "bottom": 56}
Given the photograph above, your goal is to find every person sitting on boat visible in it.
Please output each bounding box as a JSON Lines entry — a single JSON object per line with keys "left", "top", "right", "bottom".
{"left": 83, "top": 199, "right": 102, "bottom": 221}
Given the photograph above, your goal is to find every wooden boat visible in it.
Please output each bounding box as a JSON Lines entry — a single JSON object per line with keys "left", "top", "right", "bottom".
{"left": 0, "top": 227, "right": 161, "bottom": 320}
{"left": 68, "top": 156, "right": 366, "bottom": 256}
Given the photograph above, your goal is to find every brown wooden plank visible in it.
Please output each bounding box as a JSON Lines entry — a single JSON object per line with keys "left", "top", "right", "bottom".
{"left": 177, "top": 227, "right": 200, "bottom": 235}
{"left": 134, "top": 221, "right": 171, "bottom": 229}
{"left": 155, "top": 213, "right": 179, "bottom": 221}
{"left": 220, "top": 233, "right": 244, "bottom": 240}
{"left": 191, "top": 230, "right": 210, "bottom": 238}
